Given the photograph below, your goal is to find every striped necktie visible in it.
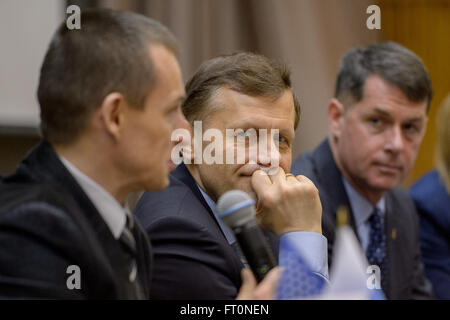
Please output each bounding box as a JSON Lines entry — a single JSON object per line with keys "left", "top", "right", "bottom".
{"left": 366, "top": 206, "right": 389, "bottom": 293}
{"left": 119, "top": 212, "right": 137, "bottom": 283}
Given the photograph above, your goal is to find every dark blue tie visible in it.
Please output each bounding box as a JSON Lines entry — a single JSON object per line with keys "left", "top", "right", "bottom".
{"left": 366, "top": 207, "right": 389, "bottom": 293}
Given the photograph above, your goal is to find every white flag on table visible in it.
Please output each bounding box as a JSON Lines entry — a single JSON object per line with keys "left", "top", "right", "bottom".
{"left": 320, "top": 224, "right": 385, "bottom": 300}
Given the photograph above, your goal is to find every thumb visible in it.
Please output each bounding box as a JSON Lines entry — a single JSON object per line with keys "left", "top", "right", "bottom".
{"left": 236, "top": 269, "right": 257, "bottom": 300}
{"left": 251, "top": 266, "right": 283, "bottom": 300}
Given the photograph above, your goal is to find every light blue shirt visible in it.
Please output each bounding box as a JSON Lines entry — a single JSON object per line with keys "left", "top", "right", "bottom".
{"left": 197, "top": 186, "right": 329, "bottom": 280}
{"left": 342, "top": 177, "right": 386, "bottom": 252}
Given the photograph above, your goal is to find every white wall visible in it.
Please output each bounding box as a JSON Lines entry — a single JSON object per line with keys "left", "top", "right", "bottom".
{"left": 0, "top": 0, "right": 62, "bottom": 129}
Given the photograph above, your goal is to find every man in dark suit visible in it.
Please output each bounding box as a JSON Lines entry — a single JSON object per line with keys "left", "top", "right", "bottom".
{"left": 291, "top": 42, "right": 434, "bottom": 299}
{"left": 135, "top": 52, "right": 328, "bottom": 299}
{"left": 0, "top": 9, "right": 187, "bottom": 299}
{"left": 0, "top": 9, "right": 282, "bottom": 300}
{"left": 410, "top": 94, "right": 450, "bottom": 299}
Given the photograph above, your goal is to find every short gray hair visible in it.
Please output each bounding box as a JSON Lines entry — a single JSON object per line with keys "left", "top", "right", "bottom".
{"left": 335, "top": 42, "right": 432, "bottom": 111}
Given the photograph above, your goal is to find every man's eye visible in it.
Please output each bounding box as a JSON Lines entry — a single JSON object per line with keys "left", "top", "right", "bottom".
{"left": 369, "top": 117, "right": 381, "bottom": 125}
{"left": 166, "top": 105, "right": 179, "bottom": 115}
{"left": 235, "top": 130, "right": 254, "bottom": 137}
{"left": 404, "top": 123, "right": 419, "bottom": 133}
{"left": 273, "top": 134, "right": 288, "bottom": 145}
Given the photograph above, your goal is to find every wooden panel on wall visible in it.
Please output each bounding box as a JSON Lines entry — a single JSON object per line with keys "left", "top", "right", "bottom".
{"left": 0, "top": 135, "right": 40, "bottom": 175}
{"left": 379, "top": 0, "right": 450, "bottom": 186}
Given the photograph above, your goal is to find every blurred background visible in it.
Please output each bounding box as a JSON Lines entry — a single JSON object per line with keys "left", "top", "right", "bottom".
{"left": 0, "top": 0, "right": 449, "bottom": 187}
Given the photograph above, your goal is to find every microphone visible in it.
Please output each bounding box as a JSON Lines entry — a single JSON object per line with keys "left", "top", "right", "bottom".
{"left": 217, "top": 190, "right": 277, "bottom": 282}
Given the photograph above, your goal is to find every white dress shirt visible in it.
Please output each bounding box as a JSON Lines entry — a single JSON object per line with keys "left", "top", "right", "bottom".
{"left": 59, "top": 156, "right": 127, "bottom": 239}
{"left": 342, "top": 177, "right": 386, "bottom": 252}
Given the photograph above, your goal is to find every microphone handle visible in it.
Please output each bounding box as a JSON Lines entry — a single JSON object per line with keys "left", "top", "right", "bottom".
{"left": 234, "top": 220, "right": 277, "bottom": 282}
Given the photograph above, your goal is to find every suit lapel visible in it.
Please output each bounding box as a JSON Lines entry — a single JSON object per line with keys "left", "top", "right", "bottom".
{"left": 172, "top": 163, "right": 232, "bottom": 241}
{"left": 172, "top": 163, "right": 216, "bottom": 216}
{"left": 384, "top": 191, "right": 405, "bottom": 299}
{"left": 15, "top": 142, "right": 129, "bottom": 270}
{"left": 28, "top": 142, "right": 116, "bottom": 242}
{"left": 311, "top": 140, "right": 360, "bottom": 245}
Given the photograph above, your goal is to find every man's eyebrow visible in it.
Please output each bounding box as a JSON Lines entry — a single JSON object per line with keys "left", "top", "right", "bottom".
{"left": 167, "top": 95, "right": 186, "bottom": 108}
{"left": 228, "top": 119, "right": 295, "bottom": 137}
{"left": 372, "top": 107, "right": 392, "bottom": 117}
{"left": 175, "top": 95, "right": 186, "bottom": 104}
{"left": 278, "top": 127, "right": 295, "bottom": 139}
{"left": 372, "top": 107, "right": 425, "bottom": 123}
{"left": 404, "top": 117, "right": 425, "bottom": 123}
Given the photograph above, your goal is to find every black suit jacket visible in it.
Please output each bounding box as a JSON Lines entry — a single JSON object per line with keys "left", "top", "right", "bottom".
{"left": 291, "top": 139, "right": 433, "bottom": 299}
{"left": 0, "top": 141, "right": 152, "bottom": 299}
{"left": 134, "top": 163, "right": 279, "bottom": 299}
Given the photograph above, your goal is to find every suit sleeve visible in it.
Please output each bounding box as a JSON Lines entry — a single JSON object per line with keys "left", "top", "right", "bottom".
{"left": 410, "top": 205, "right": 435, "bottom": 299}
{"left": 416, "top": 210, "right": 450, "bottom": 299}
{"left": 145, "top": 215, "right": 241, "bottom": 299}
{"left": 0, "top": 201, "right": 87, "bottom": 299}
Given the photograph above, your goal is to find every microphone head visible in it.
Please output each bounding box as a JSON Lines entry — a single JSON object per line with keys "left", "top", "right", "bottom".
{"left": 217, "top": 190, "right": 255, "bottom": 229}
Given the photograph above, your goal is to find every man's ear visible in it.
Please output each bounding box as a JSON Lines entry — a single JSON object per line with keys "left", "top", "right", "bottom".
{"left": 181, "top": 126, "right": 195, "bottom": 164}
{"left": 98, "top": 92, "right": 125, "bottom": 141}
{"left": 328, "top": 98, "right": 345, "bottom": 140}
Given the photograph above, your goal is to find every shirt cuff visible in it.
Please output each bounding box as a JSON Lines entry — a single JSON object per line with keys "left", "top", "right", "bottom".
{"left": 279, "top": 231, "right": 329, "bottom": 281}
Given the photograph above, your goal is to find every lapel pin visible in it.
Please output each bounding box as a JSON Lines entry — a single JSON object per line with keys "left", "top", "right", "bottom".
{"left": 337, "top": 206, "right": 349, "bottom": 227}
{"left": 391, "top": 228, "right": 397, "bottom": 240}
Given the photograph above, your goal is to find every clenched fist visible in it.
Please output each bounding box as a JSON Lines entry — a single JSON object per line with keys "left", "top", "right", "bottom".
{"left": 251, "top": 167, "right": 322, "bottom": 235}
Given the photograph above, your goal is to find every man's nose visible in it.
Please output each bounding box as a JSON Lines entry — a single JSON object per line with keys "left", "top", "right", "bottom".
{"left": 385, "top": 125, "right": 404, "bottom": 153}
{"left": 174, "top": 109, "right": 191, "bottom": 131}
{"left": 257, "top": 135, "right": 281, "bottom": 168}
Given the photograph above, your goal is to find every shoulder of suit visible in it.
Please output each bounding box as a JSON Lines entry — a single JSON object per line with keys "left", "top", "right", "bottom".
{"left": 409, "top": 171, "right": 450, "bottom": 229}
{"left": 134, "top": 175, "right": 204, "bottom": 222}
{"left": 291, "top": 149, "right": 316, "bottom": 175}
{"left": 388, "top": 187, "right": 418, "bottom": 221}
{"left": 0, "top": 182, "right": 79, "bottom": 220}
{"left": 0, "top": 182, "right": 92, "bottom": 253}
{"left": 410, "top": 170, "right": 448, "bottom": 207}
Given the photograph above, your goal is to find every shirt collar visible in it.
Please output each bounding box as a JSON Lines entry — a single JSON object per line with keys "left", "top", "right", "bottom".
{"left": 342, "top": 177, "right": 385, "bottom": 227}
{"left": 59, "top": 156, "right": 126, "bottom": 239}
{"left": 197, "top": 185, "right": 219, "bottom": 216}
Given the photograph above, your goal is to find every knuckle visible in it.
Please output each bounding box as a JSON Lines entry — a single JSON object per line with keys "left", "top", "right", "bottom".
{"left": 278, "top": 182, "right": 289, "bottom": 194}
{"left": 304, "top": 182, "right": 318, "bottom": 195}
{"left": 260, "top": 191, "right": 275, "bottom": 207}
{"left": 286, "top": 185, "right": 299, "bottom": 197}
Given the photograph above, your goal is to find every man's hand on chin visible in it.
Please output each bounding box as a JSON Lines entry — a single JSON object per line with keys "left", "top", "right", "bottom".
{"left": 251, "top": 167, "right": 322, "bottom": 235}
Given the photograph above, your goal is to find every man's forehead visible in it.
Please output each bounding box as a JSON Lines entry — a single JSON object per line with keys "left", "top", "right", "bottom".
{"left": 352, "top": 76, "right": 428, "bottom": 117}
{"left": 208, "top": 87, "right": 296, "bottom": 127}
{"left": 147, "top": 44, "right": 184, "bottom": 98}
{"left": 228, "top": 115, "right": 294, "bottom": 134}
{"left": 356, "top": 100, "right": 428, "bottom": 120}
